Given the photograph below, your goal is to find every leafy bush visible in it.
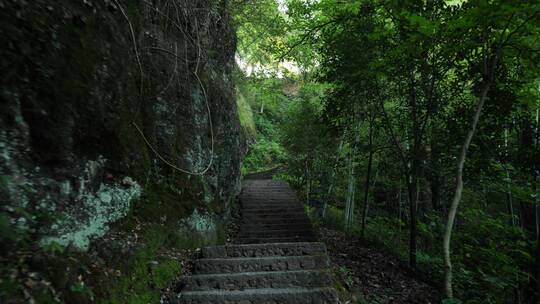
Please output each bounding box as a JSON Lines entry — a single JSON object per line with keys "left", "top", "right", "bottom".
{"left": 236, "top": 90, "right": 257, "bottom": 141}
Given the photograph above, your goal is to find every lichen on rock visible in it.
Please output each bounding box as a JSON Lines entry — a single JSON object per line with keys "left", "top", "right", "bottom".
{"left": 178, "top": 208, "right": 220, "bottom": 246}
{"left": 41, "top": 158, "right": 142, "bottom": 251}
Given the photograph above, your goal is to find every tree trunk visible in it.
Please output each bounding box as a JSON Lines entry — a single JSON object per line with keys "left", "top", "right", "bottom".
{"left": 345, "top": 123, "right": 361, "bottom": 231}
{"left": 431, "top": 177, "right": 441, "bottom": 211}
{"left": 304, "top": 156, "right": 310, "bottom": 203}
{"left": 323, "top": 136, "right": 345, "bottom": 218}
{"left": 505, "top": 166, "right": 516, "bottom": 226}
{"left": 534, "top": 106, "right": 540, "bottom": 303}
{"left": 362, "top": 166, "right": 379, "bottom": 236}
{"left": 398, "top": 179, "right": 403, "bottom": 223}
{"left": 504, "top": 127, "right": 516, "bottom": 226}
{"left": 361, "top": 116, "right": 375, "bottom": 238}
{"left": 535, "top": 235, "right": 540, "bottom": 304}
{"left": 430, "top": 137, "right": 442, "bottom": 211}
{"left": 481, "top": 173, "right": 488, "bottom": 211}
{"left": 306, "top": 161, "right": 311, "bottom": 204}
{"left": 344, "top": 151, "right": 356, "bottom": 231}
{"left": 443, "top": 79, "right": 492, "bottom": 299}
{"left": 407, "top": 175, "right": 418, "bottom": 269}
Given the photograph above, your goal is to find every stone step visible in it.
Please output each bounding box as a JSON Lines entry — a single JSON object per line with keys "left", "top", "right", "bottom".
{"left": 240, "top": 221, "right": 311, "bottom": 227}
{"left": 243, "top": 180, "right": 287, "bottom": 184}
{"left": 241, "top": 212, "right": 308, "bottom": 218}
{"left": 201, "top": 242, "right": 327, "bottom": 258}
{"left": 239, "top": 223, "right": 312, "bottom": 229}
{"left": 241, "top": 217, "right": 310, "bottom": 223}
{"left": 241, "top": 207, "right": 305, "bottom": 212}
{"left": 242, "top": 200, "right": 301, "bottom": 205}
{"left": 241, "top": 192, "right": 293, "bottom": 195}
{"left": 239, "top": 223, "right": 313, "bottom": 230}
{"left": 174, "top": 287, "right": 338, "bottom": 304}
{"left": 241, "top": 203, "right": 304, "bottom": 209}
{"left": 242, "top": 204, "right": 300, "bottom": 208}
{"left": 234, "top": 236, "right": 318, "bottom": 244}
{"left": 241, "top": 215, "right": 310, "bottom": 221}
{"left": 241, "top": 196, "right": 294, "bottom": 198}
{"left": 242, "top": 207, "right": 304, "bottom": 212}
{"left": 234, "top": 236, "right": 317, "bottom": 244}
{"left": 241, "top": 192, "right": 295, "bottom": 195}
{"left": 242, "top": 187, "right": 291, "bottom": 190}
{"left": 237, "top": 230, "right": 316, "bottom": 239}
{"left": 242, "top": 190, "right": 292, "bottom": 192}
{"left": 242, "top": 184, "right": 288, "bottom": 186}
{"left": 243, "top": 191, "right": 292, "bottom": 193}
{"left": 242, "top": 188, "right": 290, "bottom": 191}
{"left": 242, "top": 199, "right": 301, "bottom": 203}
{"left": 241, "top": 212, "right": 307, "bottom": 218}
{"left": 193, "top": 255, "right": 329, "bottom": 274}
{"left": 240, "top": 197, "right": 300, "bottom": 206}
{"left": 182, "top": 269, "right": 333, "bottom": 291}
{"left": 240, "top": 218, "right": 312, "bottom": 225}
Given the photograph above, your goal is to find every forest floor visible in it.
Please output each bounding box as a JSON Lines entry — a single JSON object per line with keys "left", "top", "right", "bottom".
{"left": 318, "top": 227, "right": 440, "bottom": 304}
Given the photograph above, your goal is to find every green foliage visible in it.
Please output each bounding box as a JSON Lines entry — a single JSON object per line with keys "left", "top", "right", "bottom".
{"left": 243, "top": 137, "right": 285, "bottom": 174}
{"left": 230, "top": 0, "right": 291, "bottom": 71}
{"left": 337, "top": 266, "right": 354, "bottom": 291}
{"left": 104, "top": 228, "right": 182, "bottom": 304}
{"left": 310, "top": 205, "right": 346, "bottom": 232}
{"left": 0, "top": 212, "right": 15, "bottom": 242}
{"left": 70, "top": 282, "right": 95, "bottom": 302}
{"left": 42, "top": 241, "right": 65, "bottom": 255}
{"left": 329, "top": 262, "right": 367, "bottom": 304}
{"left": 319, "top": 201, "right": 534, "bottom": 302}
{"left": 369, "top": 207, "right": 533, "bottom": 302}
{"left": 232, "top": 0, "right": 540, "bottom": 301}
{"left": 0, "top": 175, "right": 9, "bottom": 193}
{"left": 236, "top": 90, "right": 257, "bottom": 140}
{"left": 238, "top": 76, "right": 293, "bottom": 173}
{"left": 450, "top": 208, "right": 533, "bottom": 302}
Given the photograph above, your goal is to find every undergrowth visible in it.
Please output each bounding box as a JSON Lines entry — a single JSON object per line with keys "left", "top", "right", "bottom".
{"left": 306, "top": 204, "right": 534, "bottom": 303}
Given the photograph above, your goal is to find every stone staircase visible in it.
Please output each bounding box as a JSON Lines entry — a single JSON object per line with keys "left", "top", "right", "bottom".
{"left": 235, "top": 180, "right": 318, "bottom": 244}
{"left": 173, "top": 178, "right": 338, "bottom": 304}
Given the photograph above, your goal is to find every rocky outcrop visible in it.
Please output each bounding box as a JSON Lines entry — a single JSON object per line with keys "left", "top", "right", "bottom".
{"left": 0, "top": 0, "right": 242, "bottom": 251}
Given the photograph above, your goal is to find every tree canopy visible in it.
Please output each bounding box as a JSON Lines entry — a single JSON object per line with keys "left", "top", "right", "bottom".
{"left": 235, "top": 0, "right": 540, "bottom": 302}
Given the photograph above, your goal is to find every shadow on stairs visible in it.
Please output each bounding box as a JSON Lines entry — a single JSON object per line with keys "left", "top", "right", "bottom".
{"left": 172, "top": 176, "right": 339, "bottom": 304}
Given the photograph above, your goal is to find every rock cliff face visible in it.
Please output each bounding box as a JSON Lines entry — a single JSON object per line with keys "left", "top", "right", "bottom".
{"left": 0, "top": 0, "right": 242, "bottom": 253}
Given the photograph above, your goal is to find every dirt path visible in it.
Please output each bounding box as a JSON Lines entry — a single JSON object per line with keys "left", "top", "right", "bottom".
{"left": 318, "top": 227, "right": 440, "bottom": 304}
